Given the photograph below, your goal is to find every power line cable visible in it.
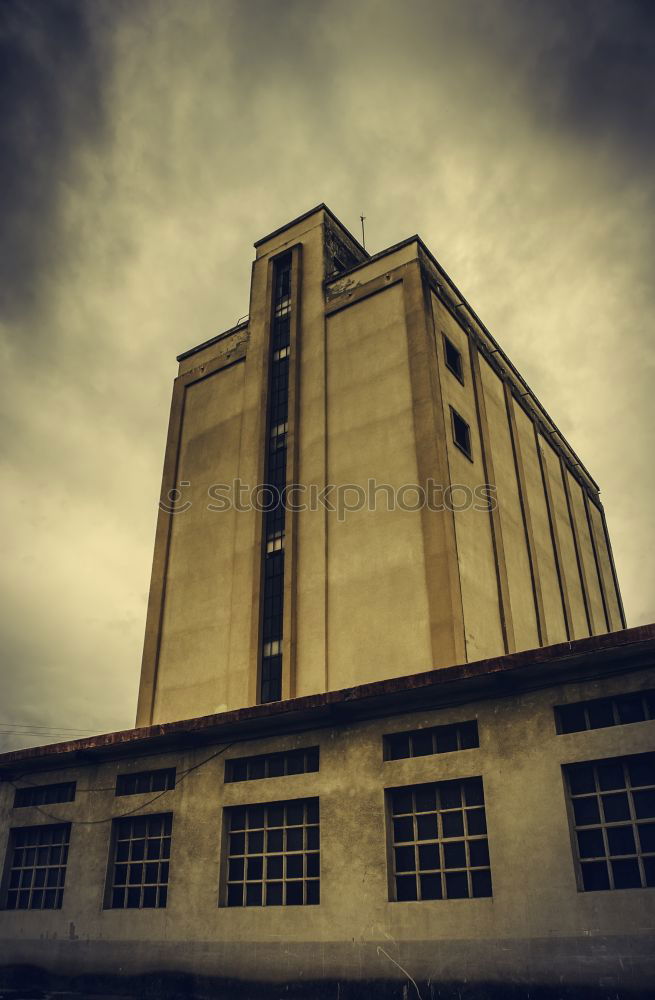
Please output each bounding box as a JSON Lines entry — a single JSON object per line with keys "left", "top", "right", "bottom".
{"left": 0, "top": 732, "right": 99, "bottom": 738}
{"left": 4, "top": 743, "right": 235, "bottom": 827}
{"left": 0, "top": 723, "right": 102, "bottom": 732}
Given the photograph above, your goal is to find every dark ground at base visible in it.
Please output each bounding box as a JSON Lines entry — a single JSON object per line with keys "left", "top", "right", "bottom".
{"left": 1, "top": 968, "right": 655, "bottom": 1000}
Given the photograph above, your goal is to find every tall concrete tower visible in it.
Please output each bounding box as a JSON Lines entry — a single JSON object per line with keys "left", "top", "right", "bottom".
{"left": 136, "top": 204, "right": 624, "bottom": 727}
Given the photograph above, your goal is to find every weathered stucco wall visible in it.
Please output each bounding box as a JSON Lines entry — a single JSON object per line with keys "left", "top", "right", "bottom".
{"left": 512, "top": 401, "right": 569, "bottom": 644}
{"left": 432, "top": 293, "right": 504, "bottom": 662}
{"left": 326, "top": 283, "right": 432, "bottom": 687}
{"left": 154, "top": 360, "right": 248, "bottom": 722}
{"left": 1, "top": 665, "right": 654, "bottom": 995}
{"left": 479, "top": 355, "right": 539, "bottom": 651}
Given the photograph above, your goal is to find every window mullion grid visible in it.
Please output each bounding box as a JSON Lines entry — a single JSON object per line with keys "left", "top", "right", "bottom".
{"left": 7, "top": 825, "right": 69, "bottom": 911}
{"left": 435, "top": 792, "right": 446, "bottom": 902}
{"left": 411, "top": 790, "right": 421, "bottom": 901}
{"left": 391, "top": 781, "right": 491, "bottom": 903}
{"left": 624, "top": 760, "right": 646, "bottom": 889}
{"left": 111, "top": 815, "right": 170, "bottom": 909}
{"left": 611, "top": 698, "right": 620, "bottom": 727}
{"left": 593, "top": 764, "right": 615, "bottom": 890}
{"left": 464, "top": 812, "right": 474, "bottom": 900}
{"left": 226, "top": 798, "right": 318, "bottom": 908}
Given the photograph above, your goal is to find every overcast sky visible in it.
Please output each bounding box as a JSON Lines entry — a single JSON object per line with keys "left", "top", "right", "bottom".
{"left": 1, "top": 0, "right": 653, "bottom": 752}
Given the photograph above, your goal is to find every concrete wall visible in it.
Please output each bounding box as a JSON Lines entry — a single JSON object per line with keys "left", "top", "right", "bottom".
{"left": 1, "top": 667, "right": 654, "bottom": 995}
{"left": 432, "top": 294, "right": 504, "bottom": 662}
{"left": 153, "top": 360, "right": 248, "bottom": 722}
{"left": 588, "top": 498, "right": 624, "bottom": 632}
{"left": 512, "top": 401, "right": 569, "bottom": 645}
{"left": 326, "top": 283, "right": 432, "bottom": 688}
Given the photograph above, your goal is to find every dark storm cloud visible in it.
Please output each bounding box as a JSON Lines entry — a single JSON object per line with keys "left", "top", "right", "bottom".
{"left": 364, "top": 0, "right": 655, "bottom": 168}
{"left": 0, "top": 0, "right": 110, "bottom": 321}
{"left": 512, "top": 0, "right": 655, "bottom": 165}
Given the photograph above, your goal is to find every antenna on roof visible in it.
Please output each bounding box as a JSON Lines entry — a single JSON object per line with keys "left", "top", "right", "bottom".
{"left": 360, "top": 212, "right": 366, "bottom": 251}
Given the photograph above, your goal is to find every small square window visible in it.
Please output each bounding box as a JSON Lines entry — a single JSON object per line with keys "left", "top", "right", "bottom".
{"left": 443, "top": 335, "right": 464, "bottom": 383}
{"left": 450, "top": 408, "right": 472, "bottom": 461}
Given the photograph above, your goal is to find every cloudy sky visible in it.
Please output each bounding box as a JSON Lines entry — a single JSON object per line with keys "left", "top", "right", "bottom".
{"left": 1, "top": 0, "right": 653, "bottom": 752}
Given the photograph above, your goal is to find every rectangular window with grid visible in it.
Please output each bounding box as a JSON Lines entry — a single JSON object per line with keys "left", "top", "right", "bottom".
{"left": 13, "top": 782, "right": 76, "bottom": 808}
{"left": 224, "top": 798, "right": 319, "bottom": 906}
{"left": 107, "top": 813, "right": 172, "bottom": 909}
{"left": 115, "top": 768, "right": 176, "bottom": 796}
{"left": 564, "top": 753, "right": 655, "bottom": 891}
{"left": 384, "top": 721, "right": 478, "bottom": 761}
{"left": 225, "top": 747, "right": 319, "bottom": 783}
{"left": 555, "top": 690, "right": 655, "bottom": 734}
{"left": 388, "top": 778, "right": 492, "bottom": 901}
{"left": 3, "top": 824, "right": 70, "bottom": 910}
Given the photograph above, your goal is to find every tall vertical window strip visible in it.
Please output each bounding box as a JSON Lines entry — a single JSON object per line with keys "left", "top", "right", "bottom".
{"left": 260, "top": 255, "right": 292, "bottom": 704}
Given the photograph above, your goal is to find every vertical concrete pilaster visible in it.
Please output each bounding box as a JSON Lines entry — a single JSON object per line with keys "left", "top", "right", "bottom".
{"left": 469, "top": 345, "right": 515, "bottom": 654}
{"left": 536, "top": 427, "right": 574, "bottom": 641}
{"left": 135, "top": 377, "right": 187, "bottom": 728}
{"left": 404, "top": 262, "right": 466, "bottom": 667}
{"left": 504, "top": 384, "right": 547, "bottom": 646}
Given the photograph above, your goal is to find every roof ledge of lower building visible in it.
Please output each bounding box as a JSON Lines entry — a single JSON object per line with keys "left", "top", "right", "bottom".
{"left": 1, "top": 625, "right": 653, "bottom": 776}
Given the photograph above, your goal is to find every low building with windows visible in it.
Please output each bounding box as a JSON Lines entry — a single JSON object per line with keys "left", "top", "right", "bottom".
{"left": 0, "top": 205, "right": 652, "bottom": 998}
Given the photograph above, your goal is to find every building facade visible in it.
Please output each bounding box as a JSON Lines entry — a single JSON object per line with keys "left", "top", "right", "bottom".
{"left": 0, "top": 205, "right": 651, "bottom": 1000}
{"left": 136, "top": 205, "right": 624, "bottom": 728}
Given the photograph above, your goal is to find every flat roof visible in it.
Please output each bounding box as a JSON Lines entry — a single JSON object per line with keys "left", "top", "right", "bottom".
{"left": 176, "top": 320, "right": 248, "bottom": 364}
{"left": 177, "top": 204, "right": 369, "bottom": 363}
{"left": 1, "top": 625, "right": 653, "bottom": 776}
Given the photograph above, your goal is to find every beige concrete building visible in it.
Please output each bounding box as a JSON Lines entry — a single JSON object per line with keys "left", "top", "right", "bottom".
{"left": 0, "top": 205, "right": 652, "bottom": 1000}
{"left": 136, "top": 204, "right": 624, "bottom": 727}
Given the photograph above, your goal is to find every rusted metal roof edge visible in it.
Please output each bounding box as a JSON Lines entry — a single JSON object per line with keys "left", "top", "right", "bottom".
{"left": 1, "top": 625, "right": 653, "bottom": 773}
